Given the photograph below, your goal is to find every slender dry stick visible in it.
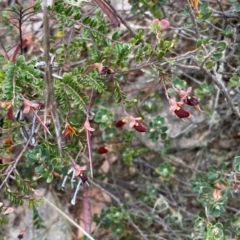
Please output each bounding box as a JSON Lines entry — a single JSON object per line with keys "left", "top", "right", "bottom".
{"left": 43, "top": 1, "right": 63, "bottom": 160}
{"left": 186, "top": 0, "right": 200, "bottom": 39}
{"left": 101, "top": 0, "right": 137, "bottom": 35}
{"left": 0, "top": 135, "right": 35, "bottom": 190}
{"left": 202, "top": 67, "right": 240, "bottom": 118}
{"left": 83, "top": 89, "right": 94, "bottom": 178}
{"left": 32, "top": 189, "right": 95, "bottom": 240}
{"left": 0, "top": 38, "right": 10, "bottom": 60}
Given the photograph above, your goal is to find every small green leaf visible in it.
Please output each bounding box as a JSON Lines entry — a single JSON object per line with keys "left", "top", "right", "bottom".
{"left": 196, "top": 39, "right": 202, "bottom": 48}
{"left": 74, "top": 12, "right": 81, "bottom": 20}
{"left": 224, "top": 25, "right": 233, "bottom": 36}
{"left": 65, "top": 7, "right": 74, "bottom": 16}
{"left": 82, "top": 16, "right": 91, "bottom": 24}
{"left": 26, "top": 153, "right": 38, "bottom": 162}
{"left": 89, "top": 19, "right": 97, "bottom": 28}
{"left": 234, "top": 156, "right": 240, "bottom": 173}
{"left": 201, "top": 11, "right": 212, "bottom": 20}
{"left": 216, "top": 41, "right": 228, "bottom": 52}
{"left": 47, "top": 174, "right": 54, "bottom": 183}
{"left": 205, "top": 60, "right": 214, "bottom": 69}
{"left": 161, "top": 133, "right": 167, "bottom": 140}
{"left": 196, "top": 55, "right": 205, "bottom": 62}
{"left": 166, "top": 59, "right": 175, "bottom": 65}
{"left": 112, "top": 31, "right": 121, "bottom": 40}
{"left": 212, "top": 52, "right": 224, "bottom": 61}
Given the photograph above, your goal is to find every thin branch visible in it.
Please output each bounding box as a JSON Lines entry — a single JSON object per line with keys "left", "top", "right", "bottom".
{"left": 0, "top": 38, "right": 10, "bottom": 60}
{"left": 102, "top": 0, "right": 137, "bottom": 35}
{"left": 0, "top": 134, "right": 35, "bottom": 190}
{"left": 203, "top": 67, "right": 240, "bottom": 118}
{"left": 186, "top": 0, "right": 200, "bottom": 39}
{"left": 43, "top": 0, "right": 63, "bottom": 160}
{"left": 32, "top": 189, "right": 95, "bottom": 240}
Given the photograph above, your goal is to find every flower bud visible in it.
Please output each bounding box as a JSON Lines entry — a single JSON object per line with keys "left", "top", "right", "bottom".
{"left": 97, "top": 146, "right": 108, "bottom": 154}
{"left": 133, "top": 121, "right": 146, "bottom": 132}
{"left": 115, "top": 119, "right": 126, "bottom": 127}
{"left": 174, "top": 107, "right": 190, "bottom": 118}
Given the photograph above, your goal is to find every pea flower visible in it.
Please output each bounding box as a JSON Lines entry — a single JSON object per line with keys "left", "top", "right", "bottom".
{"left": 62, "top": 123, "right": 77, "bottom": 140}
{"left": 20, "top": 94, "right": 43, "bottom": 114}
{"left": 84, "top": 119, "right": 95, "bottom": 132}
{"left": 168, "top": 98, "right": 190, "bottom": 118}
{"left": 128, "top": 115, "right": 146, "bottom": 132}
{"left": 175, "top": 86, "right": 200, "bottom": 106}
{"left": 177, "top": 87, "right": 192, "bottom": 102}
{"left": 61, "top": 164, "right": 88, "bottom": 205}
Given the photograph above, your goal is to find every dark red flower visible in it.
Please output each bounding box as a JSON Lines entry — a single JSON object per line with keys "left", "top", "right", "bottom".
{"left": 7, "top": 108, "right": 14, "bottom": 120}
{"left": 133, "top": 121, "right": 146, "bottom": 132}
{"left": 80, "top": 172, "right": 88, "bottom": 183}
{"left": 174, "top": 107, "right": 190, "bottom": 118}
{"left": 184, "top": 96, "right": 199, "bottom": 106}
{"left": 97, "top": 146, "right": 108, "bottom": 154}
{"left": 115, "top": 119, "right": 126, "bottom": 127}
{"left": 101, "top": 66, "right": 113, "bottom": 75}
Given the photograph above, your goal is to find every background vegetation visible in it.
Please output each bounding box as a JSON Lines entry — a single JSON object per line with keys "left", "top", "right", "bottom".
{"left": 0, "top": 0, "right": 240, "bottom": 239}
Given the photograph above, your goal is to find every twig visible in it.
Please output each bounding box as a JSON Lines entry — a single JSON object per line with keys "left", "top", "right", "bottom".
{"left": 43, "top": 0, "right": 63, "bottom": 160}
{"left": 32, "top": 189, "right": 95, "bottom": 240}
{"left": 186, "top": 0, "right": 200, "bottom": 39}
{"left": 203, "top": 67, "right": 240, "bottom": 118}
{"left": 102, "top": 0, "right": 137, "bottom": 35}
{"left": 0, "top": 37, "right": 10, "bottom": 60}
{"left": 0, "top": 134, "right": 35, "bottom": 190}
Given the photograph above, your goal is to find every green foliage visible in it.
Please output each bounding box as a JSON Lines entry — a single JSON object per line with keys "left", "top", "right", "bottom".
{"left": 2, "top": 55, "right": 42, "bottom": 100}
{"left": 55, "top": 72, "right": 89, "bottom": 110}
{"left": 129, "top": 0, "right": 166, "bottom": 18}
{"left": 234, "top": 156, "right": 240, "bottom": 173}
{"left": 190, "top": 163, "right": 238, "bottom": 238}
{"left": 140, "top": 186, "right": 158, "bottom": 205}
{"left": 114, "top": 81, "right": 126, "bottom": 103}
{"left": 94, "top": 206, "right": 128, "bottom": 239}
{"left": 32, "top": 207, "right": 46, "bottom": 229}
{"left": 198, "top": 2, "right": 212, "bottom": 21}
{"left": 1, "top": 0, "right": 240, "bottom": 239}
{"left": 156, "top": 161, "right": 175, "bottom": 180}
{"left": 4, "top": 187, "right": 24, "bottom": 205}
{"left": 122, "top": 146, "right": 148, "bottom": 166}
{"left": 25, "top": 145, "right": 62, "bottom": 183}
{"left": 94, "top": 107, "right": 113, "bottom": 130}
{"left": 195, "top": 81, "right": 214, "bottom": 101}
{"left": 146, "top": 115, "right": 168, "bottom": 142}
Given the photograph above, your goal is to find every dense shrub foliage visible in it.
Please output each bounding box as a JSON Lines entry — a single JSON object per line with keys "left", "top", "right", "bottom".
{"left": 0, "top": 0, "right": 240, "bottom": 239}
